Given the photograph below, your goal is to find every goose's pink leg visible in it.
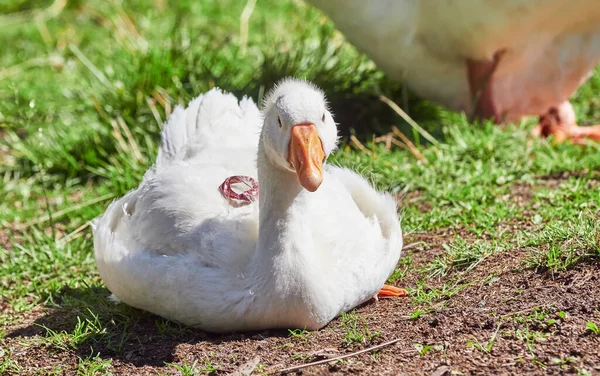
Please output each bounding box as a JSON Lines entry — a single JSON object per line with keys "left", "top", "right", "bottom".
{"left": 467, "top": 50, "right": 506, "bottom": 123}
{"left": 531, "top": 101, "right": 600, "bottom": 144}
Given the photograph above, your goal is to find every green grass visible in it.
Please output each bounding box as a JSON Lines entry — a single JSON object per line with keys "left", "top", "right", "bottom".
{"left": 76, "top": 350, "right": 113, "bottom": 376}
{"left": 408, "top": 279, "right": 468, "bottom": 306}
{"left": 466, "top": 321, "right": 501, "bottom": 354}
{"left": 1, "top": 0, "right": 600, "bottom": 373}
{"left": 586, "top": 321, "right": 600, "bottom": 335}
{"left": 514, "top": 326, "right": 550, "bottom": 364}
{"left": 164, "top": 359, "right": 217, "bottom": 375}
{"left": 426, "top": 238, "right": 501, "bottom": 278}
{"left": 523, "top": 213, "right": 600, "bottom": 272}
{"left": 37, "top": 312, "right": 107, "bottom": 351}
{"left": 288, "top": 327, "right": 311, "bottom": 343}
{"left": 413, "top": 343, "right": 444, "bottom": 356}
{"left": 340, "top": 311, "right": 380, "bottom": 347}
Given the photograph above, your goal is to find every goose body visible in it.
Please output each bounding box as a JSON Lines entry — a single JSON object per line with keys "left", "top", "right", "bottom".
{"left": 93, "top": 79, "right": 403, "bottom": 333}
{"left": 309, "top": 0, "right": 600, "bottom": 141}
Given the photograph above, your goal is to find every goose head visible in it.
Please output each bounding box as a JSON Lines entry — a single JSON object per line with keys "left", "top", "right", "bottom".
{"left": 261, "top": 79, "right": 338, "bottom": 192}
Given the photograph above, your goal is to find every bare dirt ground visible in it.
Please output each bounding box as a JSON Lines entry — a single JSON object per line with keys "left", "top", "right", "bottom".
{"left": 4, "top": 241, "right": 600, "bottom": 375}
{"left": 3, "top": 182, "right": 600, "bottom": 375}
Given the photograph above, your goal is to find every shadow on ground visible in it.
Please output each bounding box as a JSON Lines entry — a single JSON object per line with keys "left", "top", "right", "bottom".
{"left": 4, "top": 232, "right": 600, "bottom": 374}
{"left": 6, "top": 285, "right": 289, "bottom": 368}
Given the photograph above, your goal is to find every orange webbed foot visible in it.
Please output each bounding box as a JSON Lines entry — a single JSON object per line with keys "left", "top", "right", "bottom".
{"left": 376, "top": 284, "right": 407, "bottom": 299}
{"left": 532, "top": 102, "right": 600, "bottom": 144}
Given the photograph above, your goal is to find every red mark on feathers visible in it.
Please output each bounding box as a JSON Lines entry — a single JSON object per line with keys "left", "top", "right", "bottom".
{"left": 219, "top": 176, "right": 259, "bottom": 206}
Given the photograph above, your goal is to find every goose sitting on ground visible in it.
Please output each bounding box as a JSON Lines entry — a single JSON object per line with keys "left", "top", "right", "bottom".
{"left": 308, "top": 0, "right": 600, "bottom": 143}
{"left": 93, "top": 78, "right": 405, "bottom": 333}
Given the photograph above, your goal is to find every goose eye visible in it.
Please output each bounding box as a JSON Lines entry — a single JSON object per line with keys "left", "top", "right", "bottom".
{"left": 277, "top": 116, "right": 282, "bottom": 128}
{"left": 321, "top": 113, "right": 326, "bottom": 122}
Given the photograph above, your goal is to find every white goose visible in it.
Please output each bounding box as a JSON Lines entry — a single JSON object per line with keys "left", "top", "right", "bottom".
{"left": 308, "top": 0, "right": 600, "bottom": 143}
{"left": 93, "top": 79, "right": 404, "bottom": 333}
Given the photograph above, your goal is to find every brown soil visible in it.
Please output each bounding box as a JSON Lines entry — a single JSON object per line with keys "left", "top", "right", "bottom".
{"left": 4, "top": 241, "right": 599, "bottom": 375}
{"left": 0, "top": 229, "right": 11, "bottom": 251}
{"left": 2, "top": 182, "right": 600, "bottom": 375}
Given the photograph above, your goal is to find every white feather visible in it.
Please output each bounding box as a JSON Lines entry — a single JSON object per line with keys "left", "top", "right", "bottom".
{"left": 93, "top": 80, "right": 402, "bottom": 332}
{"left": 308, "top": 0, "right": 600, "bottom": 120}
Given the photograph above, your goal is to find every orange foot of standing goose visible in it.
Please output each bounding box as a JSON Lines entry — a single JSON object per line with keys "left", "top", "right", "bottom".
{"left": 376, "top": 284, "right": 407, "bottom": 298}
{"left": 531, "top": 101, "right": 600, "bottom": 144}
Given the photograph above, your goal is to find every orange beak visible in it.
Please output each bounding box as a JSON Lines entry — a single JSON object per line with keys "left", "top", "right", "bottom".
{"left": 287, "top": 123, "right": 326, "bottom": 192}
